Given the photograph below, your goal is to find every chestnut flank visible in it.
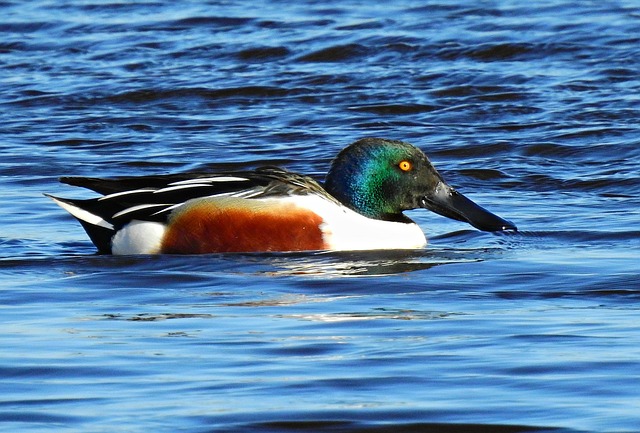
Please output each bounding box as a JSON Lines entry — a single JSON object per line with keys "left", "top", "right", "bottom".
{"left": 161, "top": 199, "right": 326, "bottom": 253}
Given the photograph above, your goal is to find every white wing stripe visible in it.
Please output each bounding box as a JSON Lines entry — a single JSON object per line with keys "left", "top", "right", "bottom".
{"left": 112, "top": 203, "right": 170, "bottom": 219}
{"left": 98, "top": 188, "right": 156, "bottom": 201}
{"left": 154, "top": 183, "right": 211, "bottom": 194}
{"left": 169, "top": 176, "right": 249, "bottom": 185}
{"left": 48, "top": 196, "right": 114, "bottom": 230}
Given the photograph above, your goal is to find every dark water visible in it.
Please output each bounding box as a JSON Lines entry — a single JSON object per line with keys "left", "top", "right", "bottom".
{"left": 1, "top": 1, "right": 639, "bottom": 432}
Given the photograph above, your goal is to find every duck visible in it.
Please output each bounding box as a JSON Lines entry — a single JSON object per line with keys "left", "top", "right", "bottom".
{"left": 46, "top": 137, "right": 516, "bottom": 254}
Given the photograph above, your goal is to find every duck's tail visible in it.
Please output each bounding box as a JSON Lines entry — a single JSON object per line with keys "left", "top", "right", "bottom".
{"left": 45, "top": 194, "right": 115, "bottom": 253}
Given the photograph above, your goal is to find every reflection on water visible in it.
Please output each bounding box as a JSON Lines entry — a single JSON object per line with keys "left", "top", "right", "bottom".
{"left": 263, "top": 250, "right": 465, "bottom": 277}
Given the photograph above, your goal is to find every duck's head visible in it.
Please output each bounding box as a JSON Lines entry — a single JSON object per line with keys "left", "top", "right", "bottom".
{"left": 324, "top": 137, "right": 517, "bottom": 231}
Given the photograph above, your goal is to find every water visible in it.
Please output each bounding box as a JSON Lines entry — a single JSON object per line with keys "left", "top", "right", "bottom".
{"left": 1, "top": 1, "right": 639, "bottom": 432}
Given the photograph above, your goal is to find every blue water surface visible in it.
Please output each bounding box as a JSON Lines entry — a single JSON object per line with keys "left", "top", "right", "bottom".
{"left": 1, "top": 1, "right": 639, "bottom": 432}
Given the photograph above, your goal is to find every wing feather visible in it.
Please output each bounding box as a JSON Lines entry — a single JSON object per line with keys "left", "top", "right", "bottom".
{"left": 55, "top": 167, "right": 337, "bottom": 226}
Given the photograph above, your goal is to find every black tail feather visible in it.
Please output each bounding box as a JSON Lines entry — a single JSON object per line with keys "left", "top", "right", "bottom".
{"left": 76, "top": 220, "right": 113, "bottom": 254}
{"left": 45, "top": 194, "right": 115, "bottom": 253}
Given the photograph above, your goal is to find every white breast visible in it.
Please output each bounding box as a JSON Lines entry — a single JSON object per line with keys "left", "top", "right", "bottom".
{"left": 284, "top": 195, "right": 427, "bottom": 251}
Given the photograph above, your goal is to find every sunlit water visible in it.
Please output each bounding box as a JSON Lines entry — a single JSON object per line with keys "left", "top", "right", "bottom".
{"left": 1, "top": 1, "right": 639, "bottom": 432}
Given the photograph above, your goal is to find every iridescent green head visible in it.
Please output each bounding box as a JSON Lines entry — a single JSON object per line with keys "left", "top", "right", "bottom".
{"left": 324, "top": 137, "right": 517, "bottom": 231}
{"left": 325, "top": 138, "right": 440, "bottom": 222}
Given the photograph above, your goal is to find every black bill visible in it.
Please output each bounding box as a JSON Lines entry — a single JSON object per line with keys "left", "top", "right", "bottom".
{"left": 421, "top": 182, "right": 517, "bottom": 232}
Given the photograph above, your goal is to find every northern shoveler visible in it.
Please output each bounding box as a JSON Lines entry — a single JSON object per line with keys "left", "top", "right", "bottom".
{"left": 46, "top": 137, "right": 516, "bottom": 254}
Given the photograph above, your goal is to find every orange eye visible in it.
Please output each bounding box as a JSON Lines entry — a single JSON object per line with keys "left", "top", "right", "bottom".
{"left": 398, "top": 160, "right": 412, "bottom": 172}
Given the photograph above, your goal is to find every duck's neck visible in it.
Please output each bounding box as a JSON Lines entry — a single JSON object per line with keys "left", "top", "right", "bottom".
{"left": 324, "top": 175, "right": 408, "bottom": 223}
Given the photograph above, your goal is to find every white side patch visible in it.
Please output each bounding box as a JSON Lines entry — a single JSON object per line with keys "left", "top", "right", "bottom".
{"left": 47, "top": 195, "right": 114, "bottom": 230}
{"left": 111, "top": 220, "right": 166, "bottom": 255}
{"left": 278, "top": 195, "right": 427, "bottom": 251}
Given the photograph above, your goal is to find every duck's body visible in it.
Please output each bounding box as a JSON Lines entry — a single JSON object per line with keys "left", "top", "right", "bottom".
{"left": 47, "top": 138, "right": 516, "bottom": 254}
